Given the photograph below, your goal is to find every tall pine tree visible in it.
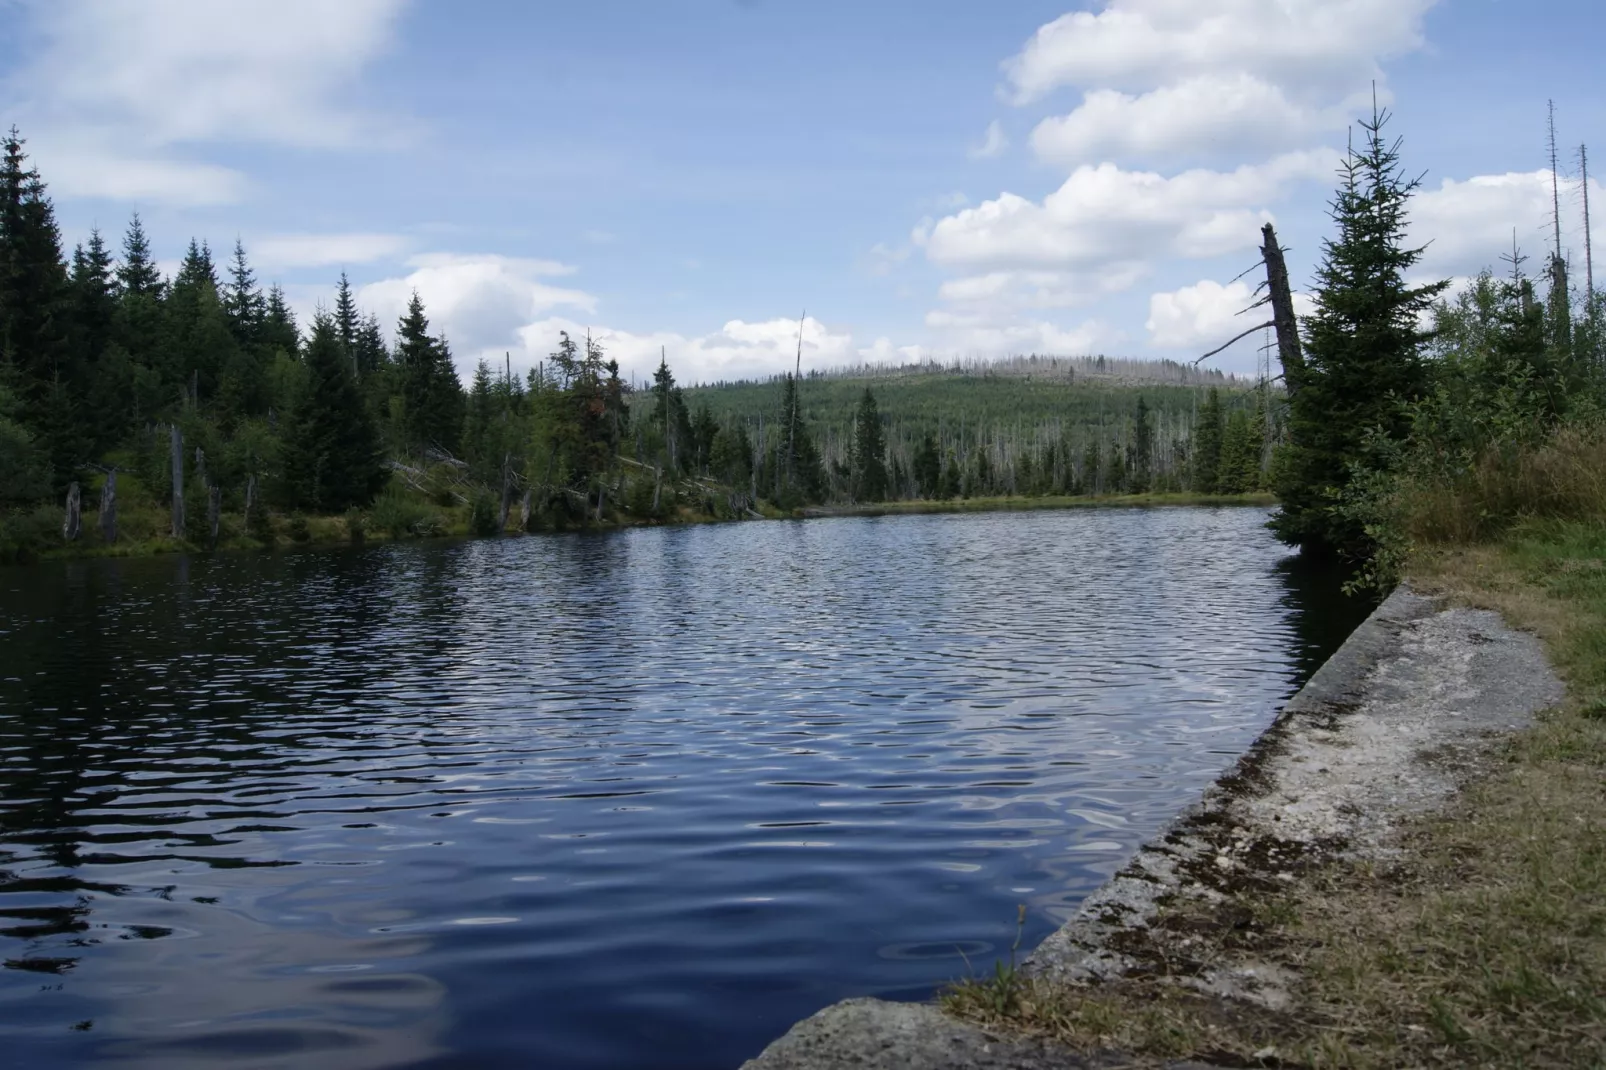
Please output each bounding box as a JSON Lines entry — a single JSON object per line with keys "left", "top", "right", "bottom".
{"left": 280, "top": 310, "right": 386, "bottom": 511}
{"left": 396, "top": 292, "right": 463, "bottom": 456}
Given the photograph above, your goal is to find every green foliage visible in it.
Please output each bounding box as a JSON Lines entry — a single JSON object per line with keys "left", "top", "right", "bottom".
{"left": 468, "top": 490, "right": 500, "bottom": 536}
{"left": 396, "top": 292, "right": 464, "bottom": 457}
{"left": 279, "top": 311, "right": 386, "bottom": 512}
{"left": 371, "top": 485, "right": 436, "bottom": 539}
{"left": 849, "top": 387, "right": 889, "bottom": 502}
{"left": 1272, "top": 103, "right": 1448, "bottom": 557}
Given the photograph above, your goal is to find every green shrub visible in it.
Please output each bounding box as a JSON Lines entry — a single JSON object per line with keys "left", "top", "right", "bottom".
{"left": 287, "top": 514, "right": 311, "bottom": 542}
{"left": 0, "top": 504, "right": 61, "bottom": 563}
{"left": 469, "top": 491, "right": 500, "bottom": 537}
{"left": 371, "top": 486, "right": 436, "bottom": 539}
{"left": 345, "top": 507, "right": 366, "bottom": 544}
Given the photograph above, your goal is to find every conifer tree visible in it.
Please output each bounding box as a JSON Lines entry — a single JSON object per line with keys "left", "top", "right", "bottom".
{"left": 849, "top": 387, "right": 888, "bottom": 502}
{"left": 334, "top": 272, "right": 359, "bottom": 374}
{"left": 1192, "top": 387, "right": 1224, "bottom": 493}
{"left": 224, "top": 240, "right": 265, "bottom": 348}
{"left": 261, "top": 285, "right": 300, "bottom": 356}
{"left": 280, "top": 310, "right": 386, "bottom": 510}
{"left": 912, "top": 431, "right": 941, "bottom": 498}
{"left": 395, "top": 292, "right": 462, "bottom": 455}
{"left": 0, "top": 129, "right": 71, "bottom": 397}
{"left": 1129, "top": 396, "right": 1153, "bottom": 493}
{"left": 1271, "top": 104, "right": 1446, "bottom": 555}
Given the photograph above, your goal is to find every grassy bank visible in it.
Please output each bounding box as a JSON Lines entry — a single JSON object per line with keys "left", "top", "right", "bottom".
{"left": 943, "top": 513, "right": 1606, "bottom": 1066}
{"left": 802, "top": 491, "right": 1274, "bottom": 518}
{"left": 5, "top": 485, "right": 1278, "bottom": 564}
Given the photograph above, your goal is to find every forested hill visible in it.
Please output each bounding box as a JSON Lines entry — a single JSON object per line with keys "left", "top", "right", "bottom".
{"left": 684, "top": 358, "right": 1271, "bottom": 500}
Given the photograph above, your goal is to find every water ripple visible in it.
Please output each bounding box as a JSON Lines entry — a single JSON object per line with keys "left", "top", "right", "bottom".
{"left": 0, "top": 507, "right": 1369, "bottom": 1069}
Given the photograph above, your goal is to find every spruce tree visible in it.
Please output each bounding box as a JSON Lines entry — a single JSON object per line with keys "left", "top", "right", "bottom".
{"left": 1129, "top": 396, "right": 1153, "bottom": 493}
{"left": 261, "top": 285, "right": 300, "bottom": 356}
{"left": 849, "top": 387, "right": 888, "bottom": 502}
{"left": 1271, "top": 104, "right": 1446, "bottom": 555}
{"left": 334, "top": 272, "right": 359, "bottom": 374}
{"left": 224, "top": 239, "right": 265, "bottom": 349}
{"left": 395, "top": 292, "right": 462, "bottom": 456}
{"left": 280, "top": 310, "right": 386, "bottom": 510}
{"left": 1192, "top": 387, "right": 1224, "bottom": 493}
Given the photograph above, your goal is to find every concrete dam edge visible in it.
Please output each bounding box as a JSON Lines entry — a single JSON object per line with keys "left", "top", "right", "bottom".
{"left": 738, "top": 584, "right": 1565, "bottom": 1070}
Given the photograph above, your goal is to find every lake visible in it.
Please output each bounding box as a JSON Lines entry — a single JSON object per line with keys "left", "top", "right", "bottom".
{"left": 0, "top": 507, "right": 1369, "bottom": 1069}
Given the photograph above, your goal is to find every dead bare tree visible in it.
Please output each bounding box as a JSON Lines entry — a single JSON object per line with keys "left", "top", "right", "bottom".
{"left": 169, "top": 424, "right": 184, "bottom": 539}
{"left": 62, "top": 482, "right": 81, "bottom": 541}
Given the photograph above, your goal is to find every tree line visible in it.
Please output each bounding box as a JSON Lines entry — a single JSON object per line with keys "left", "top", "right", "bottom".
{"left": 0, "top": 126, "right": 1275, "bottom": 558}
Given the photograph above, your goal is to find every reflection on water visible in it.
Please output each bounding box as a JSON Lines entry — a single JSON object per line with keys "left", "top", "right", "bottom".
{"left": 0, "top": 507, "right": 1372, "bottom": 1069}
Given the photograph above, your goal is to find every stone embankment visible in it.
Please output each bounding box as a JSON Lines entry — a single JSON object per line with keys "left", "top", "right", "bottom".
{"left": 741, "top": 586, "right": 1564, "bottom": 1070}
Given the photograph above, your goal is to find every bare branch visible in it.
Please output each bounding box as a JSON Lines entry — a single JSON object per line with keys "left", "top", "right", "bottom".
{"left": 1194, "top": 320, "right": 1275, "bottom": 365}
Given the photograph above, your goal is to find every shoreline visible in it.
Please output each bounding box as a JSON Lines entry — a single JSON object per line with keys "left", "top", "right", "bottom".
{"left": 742, "top": 569, "right": 1570, "bottom": 1068}
{"left": 13, "top": 492, "right": 1277, "bottom": 566}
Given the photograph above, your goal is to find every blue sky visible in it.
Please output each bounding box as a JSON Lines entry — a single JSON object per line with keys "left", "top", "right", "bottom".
{"left": 4, "top": 0, "right": 1604, "bottom": 385}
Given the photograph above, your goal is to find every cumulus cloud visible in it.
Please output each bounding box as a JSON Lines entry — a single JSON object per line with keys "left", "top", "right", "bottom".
{"left": 1410, "top": 170, "right": 1605, "bottom": 280}
{"left": 925, "top": 309, "right": 1115, "bottom": 356}
{"left": 969, "top": 120, "right": 1009, "bottom": 159}
{"left": 1146, "top": 278, "right": 1312, "bottom": 367}
{"left": 1003, "top": 0, "right": 1436, "bottom": 105}
{"left": 9, "top": 0, "right": 407, "bottom": 203}
{"left": 1030, "top": 73, "right": 1344, "bottom": 165}
{"left": 510, "top": 316, "right": 877, "bottom": 387}
{"left": 1002, "top": 1, "right": 1436, "bottom": 170}
{"left": 356, "top": 253, "right": 595, "bottom": 360}
{"left": 922, "top": 151, "right": 1331, "bottom": 271}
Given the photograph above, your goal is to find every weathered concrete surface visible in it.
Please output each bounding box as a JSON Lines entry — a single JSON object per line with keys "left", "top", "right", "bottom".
{"left": 741, "top": 999, "right": 1214, "bottom": 1070}
{"left": 741, "top": 585, "right": 1564, "bottom": 1068}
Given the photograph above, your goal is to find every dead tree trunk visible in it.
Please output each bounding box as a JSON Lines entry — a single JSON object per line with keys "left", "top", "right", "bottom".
{"left": 207, "top": 485, "right": 221, "bottom": 549}
{"left": 594, "top": 484, "right": 606, "bottom": 522}
{"left": 520, "top": 487, "right": 532, "bottom": 532}
{"left": 170, "top": 424, "right": 185, "bottom": 539}
{"left": 194, "top": 446, "right": 208, "bottom": 494}
{"left": 244, "top": 473, "right": 256, "bottom": 518}
{"left": 100, "top": 470, "right": 117, "bottom": 543}
{"left": 1261, "top": 223, "right": 1305, "bottom": 392}
{"left": 651, "top": 465, "right": 663, "bottom": 513}
{"left": 62, "top": 482, "right": 81, "bottom": 541}
{"left": 498, "top": 453, "right": 513, "bottom": 532}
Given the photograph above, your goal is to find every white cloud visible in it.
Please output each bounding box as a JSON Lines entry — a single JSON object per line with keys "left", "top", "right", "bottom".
{"left": 512, "top": 316, "right": 868, "bottom": 387}
{"left": 924, "top": 309, "right": 1115, "bottom": 356}
{"left": 251, "top": 233, "right": 411, "bottom": 273}
{"left": 1030, "top": 73, "right": 1346, "bottom": 165}
{"left": 9, "top": 0, "right": 407, "bottom": 204}
{"left": 937, "top": 266, "right": 1148, "bottom": 311}
{"left": 969, "top": 120, "right": 1009, "bottom": 159}
{"left": 922, "top": 151, "right": 1331, "bottom": 271}
{"left": 1410, "top": 170, "right": 1605, "bottom": 280}
{"left": 356, "top": 253, "right": 595, "bottom": 358}
{"left": 1146, "top": 279, "right": 1262, "bottom": 350}
{"left": 1003, "top": 0, "right": 1436, "bottom": 105}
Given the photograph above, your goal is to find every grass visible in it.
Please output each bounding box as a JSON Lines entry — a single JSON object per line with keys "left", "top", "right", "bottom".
{"left": 941, "top": 517, "right": 1606, "bottom": 1067}
{"left": 805, "top": 491, "right": 1275, "bottom": 518}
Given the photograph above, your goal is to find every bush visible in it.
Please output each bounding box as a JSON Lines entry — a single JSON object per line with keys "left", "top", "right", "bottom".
{"left": 345, "top": 507, "right": 366, "bottom": 544}
{"left": 287, "top": 514, "right": 311, "bottom": 542}
{"left": 0, "top": 504, "right": 62, "bottom": 563}
{"left": 469, "top": 491, "right": 501, "bottom": 537}
{"left": 370, "top": 485, "right": 436, "bottom": 539}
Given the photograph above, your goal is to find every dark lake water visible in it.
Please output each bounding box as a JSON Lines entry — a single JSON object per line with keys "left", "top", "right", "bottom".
{"left": 0, "top": 507, "right": 1370, "bottom": 1069}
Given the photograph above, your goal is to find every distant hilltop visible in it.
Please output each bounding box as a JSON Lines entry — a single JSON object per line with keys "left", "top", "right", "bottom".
{"left": 693, "top": 353, "right": 1246, "bottom": 390}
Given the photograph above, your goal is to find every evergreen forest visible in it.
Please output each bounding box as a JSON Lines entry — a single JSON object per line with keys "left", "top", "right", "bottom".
{"left": 0, "top": 129, "right": 1273, "bottom": 562}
